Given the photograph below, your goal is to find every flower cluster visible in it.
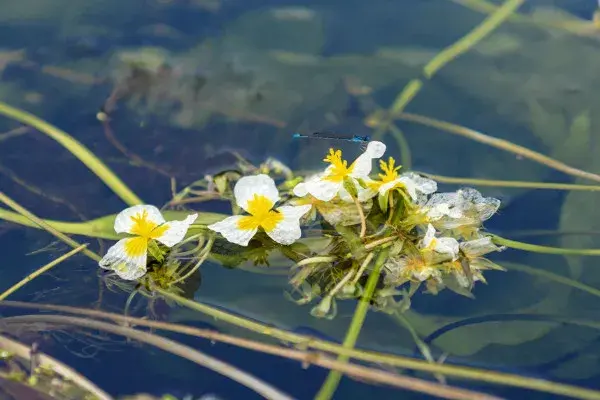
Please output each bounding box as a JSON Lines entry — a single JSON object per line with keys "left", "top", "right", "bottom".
{"left": 97, "top": 139, "right": 505, "bottom": 318}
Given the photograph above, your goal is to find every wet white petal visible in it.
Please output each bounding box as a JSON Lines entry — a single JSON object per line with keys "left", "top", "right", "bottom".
{"left": 207, "top": 215, "right": 257, "bottom": 246}
{"left": 436, "top": 237, "right": 460, "bottom": 260}
{"left": 378, "top": 178, "right": 401, "bottom": 196}
{"left": 422, "top": 224, "right": 436, "bottom": 247}
{"left": 265, "top": 205, "right": 311, "bottom": 245}
{"left": 414, "top": 267, "right": 441, "bottom": 282}
{"left": 427, "top": 203, "right": 464, "bottom": 220}
{"left": 460, "top": 236, "right": 505, "bottom": 258}
{"left": 398, "top": 173, "right": 437, "bottom": 200}
{"left": 304, "top": 177, "right": 342, "bottom": 202}
{"left": 155, "top": 213, "right": 198, "bottom": 247}
{"left": 422, "top": 224, "right": 459, "bottom": 260}
{"left": 114, "top": 205, "right": 164, "bottom": 234}
{"left": 337, "top": 181, "right": 377, "bottom": 203}
{"left": 99, "top": 238, "right": 147, "bottom": 280}
{"left": 364, "top": 141, "right": 386, "bottom": 158}
{"left": 293, "top": 182, "right": 309, "bottom": 197}
{"left": 456, "top": 188, "right": 501, "bottom": 221}
{"left": 351, "top": 142, "right": 387, "bottom": 178}
{"left": 234, "top": 174, "right": 280, "bottom": 212}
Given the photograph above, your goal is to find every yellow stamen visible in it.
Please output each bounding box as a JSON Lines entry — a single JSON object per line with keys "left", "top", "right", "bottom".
{"left": 237, "top": 194, "right": 283, "bottom": 232}
{"left": 129, "top": 209, "right": 168, "bottom": 239}
{"left": 378, "top": 157, "right": 401, "bottom": 183}
{"left": 323, "top": 148, "right": 353, "bottom": 182}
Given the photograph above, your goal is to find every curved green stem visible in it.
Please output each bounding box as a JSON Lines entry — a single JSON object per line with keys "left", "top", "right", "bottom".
{"left": 369, "top": 0, "right": 524, "bottom": 129}
{"left": 398, "top": 112, "right": 600, "bottom": 183}
{"left": 492, "top": 235, "right": 600, "bottom": 256}
{"left": 0, "top": 101, "right": 143, "bottom": 206}
{"left": 0, "top": 244, "right": 88, "bottom": 300}
{"left": 418, "top": 173, "right": 600, "bottom": 192}
{"left": 0, "top": 192, "right": 101, "bottom": 261}
{"left": 0, "top": 208, "right": 225, "bottom": 241}
{"left": 315, "top": 250, "right": 388, "bottom": 400}
{"left": 154, "top": 289, "right": 600, "bottom": 399}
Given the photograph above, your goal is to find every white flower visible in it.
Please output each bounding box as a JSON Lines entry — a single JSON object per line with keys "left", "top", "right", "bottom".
{"left": 421, "top": 224, "right": 459, "bottom": 261}
{"left": 294, "top": 141, "right": 386, "bottom": 202}
{"left": 208, "top": 174, "right": 311, "bottom": 246}
{"left": 365, "top": 157, "right": 436, "bottom": 204}
{"left": 99, "top": 205, "right": 198, "bottom": 280}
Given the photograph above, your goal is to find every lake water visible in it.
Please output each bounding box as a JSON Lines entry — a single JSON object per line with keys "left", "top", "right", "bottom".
{"left": 1, "top": 0, "right": 600, "bottom": 399}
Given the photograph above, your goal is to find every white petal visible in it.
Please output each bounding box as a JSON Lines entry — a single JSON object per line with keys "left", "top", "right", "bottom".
{"left": 234, "top": 174, "right": 280, "bottom": 213}
{"left": 208, "top": 215, "right": 257, "bottom": 246}
{"left": 114, "top": 205, "right": 164, "bottom": 234}
{"left": 427, "top": 203, "right": 464, "bottom": 220}
{"left": 398, "top": 173, "right": 437, "bottom": 199}
{"left": 436, "top": 237, "right": 460, "bottom": 260}
{"left": 460, "top": 236, "right": 504, "bottom": 258}
{"left": 293, "top": 182, "right": 309, "bottom": 197}
{"left": 99, "top": 238, "right": 147, "bottom": 280}
{"left": 338, "top": 180, "right": 377, "bottom": 203}
{"left": 379, "top": 178, "right": 401, "bottom": 196}
{"left": 155, "top": 213, "right": 198, "bottom": 247}
{"left": 422, "top": 224, "right": 436, "bottom": 248}
{"left": 265, "top": 205, "right": 311, "bottom": 245}
{"left": 304, "top": 177, "right": 342, "bottom": 202}
{"left": 364, "top": 141, "right": 386, "bottom": 158}
{"left": 349, "top": 152, "right": 372, "bottom": 178}
{"left": 414, "top": 267, "right": 440, "bottom": 282}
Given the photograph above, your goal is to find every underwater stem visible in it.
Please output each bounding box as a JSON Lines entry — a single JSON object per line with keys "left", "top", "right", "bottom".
{"left": 418, "top": 173, "right": 600, "bottom": 192}
{"left": 492, "top": 235, "right": 600, "bottom": 256}
{"left": 315, "top": 250, "right": 388, "bottom": 400}
{"left": 0, "top": 192, "right": 101, "bottom": 261}
{"left": 2, "top": 315, "right": 294, "bottom": 400}
{"left": 0, "top": 303, "right": 498, "bottom": 400}
{"left": 0, "top": 333, "right": 113, "bottom": 400}
{"left": 0, "top": 101, "right": 143, "bottom": 206}
{"left": 12, "top": 299, "right": 600, "bottom": 399}
{"left": 170, "top": 236, "right": 215, "bottom": 286}
{"left": 368, "top": 0, "right": 523, "bottom": 131}
{"left": 0, "top": 244, "right": 88, "bottom": 301}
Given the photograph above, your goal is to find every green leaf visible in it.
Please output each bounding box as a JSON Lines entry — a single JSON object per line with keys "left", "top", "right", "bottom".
{"left": 377, "top": 191, "right": 389, "bottom": 214}
{"left": 342, "top": 177, "right": 359, "bottom": 198}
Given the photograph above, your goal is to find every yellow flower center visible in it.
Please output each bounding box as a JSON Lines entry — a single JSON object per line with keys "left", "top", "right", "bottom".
{"left": 124, "top": 209, "right": 169, "bottom": 257}
{"left": 129, "top": 209, "right": 168, "bottom": 239}
{"left": 238, "top": 194, "right": 283, "bottom": 232}
{"left": 378, "top": 157, "right": 401, "bottom": 183}
{"left": 323, "top": 148, "right": 353, "bottom": 182}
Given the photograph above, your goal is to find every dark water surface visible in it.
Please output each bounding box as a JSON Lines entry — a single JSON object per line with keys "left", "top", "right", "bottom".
{"left": 2, "top": 0, "right": 600, "bottom": 399}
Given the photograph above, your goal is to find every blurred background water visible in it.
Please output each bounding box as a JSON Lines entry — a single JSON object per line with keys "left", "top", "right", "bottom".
{"left": 2, "top": 0, "right": 600, "bottom": 399}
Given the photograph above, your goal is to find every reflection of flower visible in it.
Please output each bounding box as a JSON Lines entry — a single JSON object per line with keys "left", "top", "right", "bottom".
{"left": 294, "top": 141, "right": 386, "bottom": 202}
{"left": 368, "top": 157, "right": 437, "bottom": 201}
{"left": 208, "top": 174, "right": 311, "bottom": 246}
{"left": 99, "top": 205, "right": 197, "bottom": 280}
